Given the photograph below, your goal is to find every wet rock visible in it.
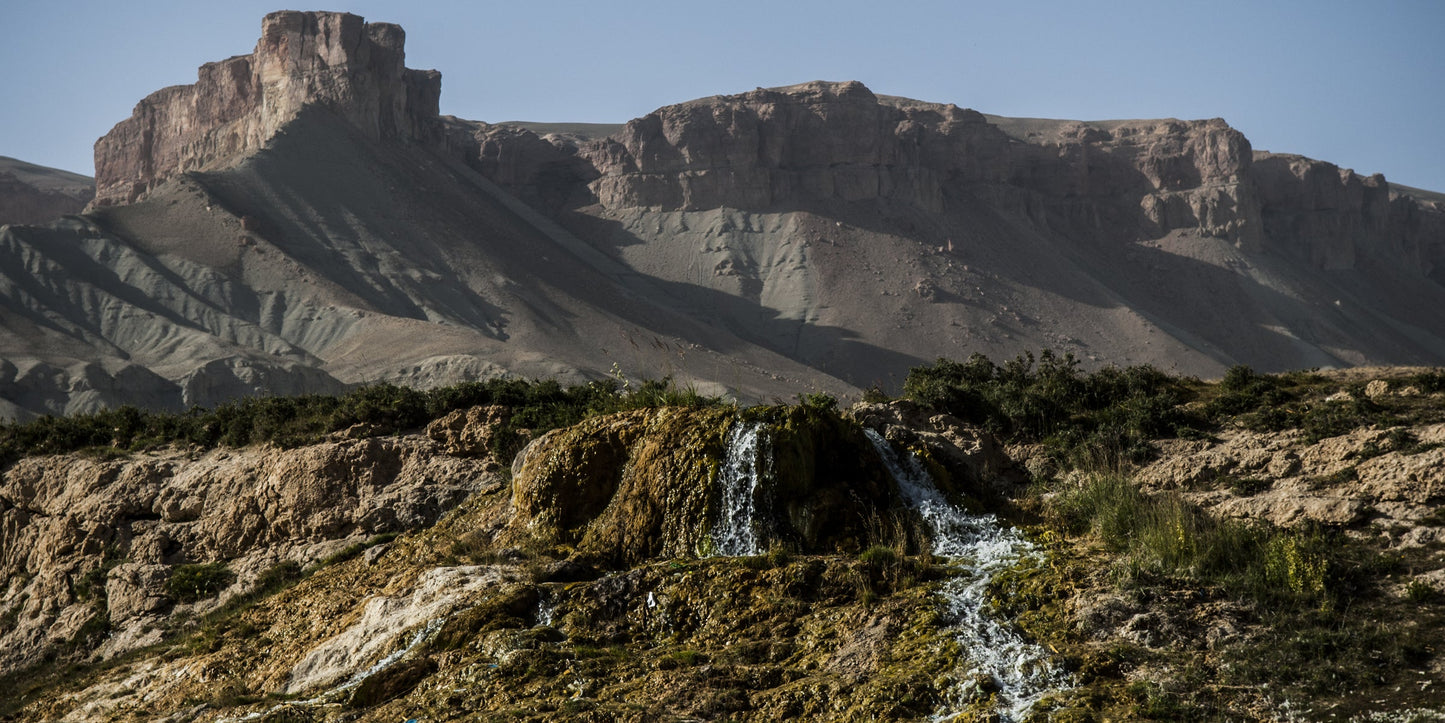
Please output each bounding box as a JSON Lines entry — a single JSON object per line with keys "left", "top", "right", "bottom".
{"left": 539, "top": 558, "right": 599, "bottom": 583}
{"left": 508, "top": 406, "right": 900, "bottom": 565}
{"left": 849, "top": 399, "right": 1026, "bottom": 496}
{"left": 347, "top": 656, "right": 438, "bottom": 707}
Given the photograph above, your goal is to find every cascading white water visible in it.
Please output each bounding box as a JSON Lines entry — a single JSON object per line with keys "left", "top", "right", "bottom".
{"left": 865, "top": 428, "right": 1070, "bottom": 722}
{"left": 711, "top": 420, "right": 770, "bottom": 556}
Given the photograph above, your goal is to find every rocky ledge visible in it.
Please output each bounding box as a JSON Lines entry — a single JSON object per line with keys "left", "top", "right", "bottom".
{"left": 91, "top": 11, "right": 443, "bottom": 206}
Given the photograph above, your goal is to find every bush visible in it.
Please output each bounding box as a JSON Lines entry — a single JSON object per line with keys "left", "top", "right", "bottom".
{"left": 903, "top": 351, "right": 1199, "bottom": 465}
{"left": 0, "top": 375, "right": 728, "bottom": 468}
{"left": 166, "top": 563, "right": 234, "bottom": 603}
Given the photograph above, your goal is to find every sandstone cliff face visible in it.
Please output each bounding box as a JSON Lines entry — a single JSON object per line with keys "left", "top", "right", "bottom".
{"left": 468, "top": 81, "right": 1441, "bottom": 278}
{"left": 92, "top": 11, "right": 441, "bottom": 207}
{"left": 579, "top": 81, "right": 1009, "bottom": 213}
{"left": 0, "top": 431, "right": 499, "bottom": 676}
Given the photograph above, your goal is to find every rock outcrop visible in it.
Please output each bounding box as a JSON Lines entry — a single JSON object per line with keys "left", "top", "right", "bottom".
{"left": 580, "top": 81, "right": 1009, "bottom": 213}
{"left": 467, "top": 81, "right": 1443, "bottom": 278}
{"left": 506, "top": 402, "right": 1022, "bottom": 566}
{"left": 91, "top": 11, "right": 442, "bottom": 206}
{"left": 0, "top": 433, "right": 498, "bottom": 676}
{"left": 507, "top": 406, "right": 905, "bottom": 565}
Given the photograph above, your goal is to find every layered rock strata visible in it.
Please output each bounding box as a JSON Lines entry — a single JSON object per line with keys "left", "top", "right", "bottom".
{"left": 92, "top": 11, "right": 442, "bottom": 206}
{"left": 466, "top": 81, "right": 1444, "bottom": 278}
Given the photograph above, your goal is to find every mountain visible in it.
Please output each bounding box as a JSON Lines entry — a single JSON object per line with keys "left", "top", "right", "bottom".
{"left": 1, "top": 10, "right": 1443, "bottom": 420}
{"left": 0, "top": 157, "right": 93, "bottom": 226}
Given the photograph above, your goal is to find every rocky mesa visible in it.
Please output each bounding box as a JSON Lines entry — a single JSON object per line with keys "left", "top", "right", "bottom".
{"left": 92, "top": 11, "right": 442, "bottom": 207}
{"left": 0, "top": 10, "right": 1443, "bottom": 420}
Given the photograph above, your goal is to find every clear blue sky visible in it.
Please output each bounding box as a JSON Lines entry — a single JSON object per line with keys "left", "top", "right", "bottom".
{"left": 3, "top": 0, "right": 1442, "bottom": 191}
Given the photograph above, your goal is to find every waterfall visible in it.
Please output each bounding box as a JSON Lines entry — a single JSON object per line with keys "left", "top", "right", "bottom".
{"left": 711, "top": 420, "right": 770, "bottom": 557}
{"left": 865, "top": 428, "right": 1070, "bottom": 722}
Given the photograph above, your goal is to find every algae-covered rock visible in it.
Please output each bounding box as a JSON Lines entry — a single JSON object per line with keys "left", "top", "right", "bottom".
{"left": 509, "top": 409, "right": 658, "bottom": 542}
{"left": 750, "top": 403, "right": 897, "bottom": 552}
{"left": 508, "top": 404, "right": 924, "bottom": 565}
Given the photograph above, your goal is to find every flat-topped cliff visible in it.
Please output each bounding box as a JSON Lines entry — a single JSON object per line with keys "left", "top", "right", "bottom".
{"left": 91, "top": 11, "right": 442, "bottom": 207}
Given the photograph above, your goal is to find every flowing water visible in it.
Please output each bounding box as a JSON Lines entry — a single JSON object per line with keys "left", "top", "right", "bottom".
{"left": 711, "top": 420, "right": 770, "bottom": 556}
{"left": 865, "top": 429, "right": 1070, "bottom": 722}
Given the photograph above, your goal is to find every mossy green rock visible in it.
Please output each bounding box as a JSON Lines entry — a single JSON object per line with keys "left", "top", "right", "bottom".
{"left": 509, "top": 405, "right": 903, "bottom": 566}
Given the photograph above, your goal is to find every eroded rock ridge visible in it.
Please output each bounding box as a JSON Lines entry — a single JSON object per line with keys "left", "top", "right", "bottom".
{"left": 92, "top": 11, "right": 442, "bottom": 206}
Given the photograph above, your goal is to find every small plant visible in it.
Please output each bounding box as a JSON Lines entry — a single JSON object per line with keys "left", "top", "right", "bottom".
{"left": 859, "top": 545, "right": 899, "bottom": 566}
{"left": 1225, "top": 475, "right": 1272, "bottom": 496}
{"left": 166, "top": 563, "right": 234, "bottom": 603}
{"left": 1405, "top": 579, "right": 1438, "bottom": 603}
{"left": 765, "top": 543, "right": 792, "bottom": 569}
{"left": 796, "top": 391, "right": 838, "bottom": 412}
{"left": 314, "top": 532, "right": 401, "bottom": 570}
{"left": 861, "top": 384, "right": 892, "bottom": 403}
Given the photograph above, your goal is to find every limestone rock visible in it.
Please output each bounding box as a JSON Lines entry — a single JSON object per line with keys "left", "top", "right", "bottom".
{"left": 848, "top": 399, "right": 1028, "bottom": 494}
{"left": 426, "top": 405, "right": 511, "bottom": 459}
{"left": 92, "top": 11, "right": 442, "bottom": 206}
{"left": 507, "top": 406, "right": 902, "bottom": 565}
{"left": 0, "top": 433, "right": 500, "bottom": 676}
{"left": 1136, "top": 423, "right": 1445, "bottom": 531}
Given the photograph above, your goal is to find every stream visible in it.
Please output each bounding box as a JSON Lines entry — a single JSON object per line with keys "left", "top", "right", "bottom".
{"left": 865, "top": 428, "right": 1070, "bottom": 721}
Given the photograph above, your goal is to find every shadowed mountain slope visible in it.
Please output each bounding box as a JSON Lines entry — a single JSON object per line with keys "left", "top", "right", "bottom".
{"left": 2, "top": 12, "right": 1444, "bottom": 418}
{"left": 0, "top": 157, "right": 93, "bottom": 226}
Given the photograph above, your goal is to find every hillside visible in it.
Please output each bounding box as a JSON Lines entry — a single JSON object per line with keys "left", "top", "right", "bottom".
{"left": 3, "top": 361, "right": 1445, "bottom": 720}
{"left": 0, "top": 10, "right": 1442, "bottom": 419}
{"left": 0, "top": 156, "right": 93, "bottom": 226}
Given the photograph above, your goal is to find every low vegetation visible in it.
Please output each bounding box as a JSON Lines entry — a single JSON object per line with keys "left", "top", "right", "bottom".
{"left": 903, "top": 351, "right": 1201, "bottom": 466}
{"left": 0, "top": 375, "right": 724, "bottom": 467}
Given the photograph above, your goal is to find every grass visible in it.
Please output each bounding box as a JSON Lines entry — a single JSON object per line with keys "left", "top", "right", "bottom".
{"left": 1049, "top": 474, "right": 1344, "bottom": 608}
{"left": 994, "top": 470, "right": 1443, "bottom": 719}
{"left": 166, "top": 563, "right": 235, "bottom": 603}
{"left": 312, "top": 532, "right": 400, "bottom": 570}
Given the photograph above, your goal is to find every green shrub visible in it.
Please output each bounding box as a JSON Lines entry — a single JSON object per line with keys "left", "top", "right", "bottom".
{"left": 166, "top": 563, "right": 234, "bottom": 603}
{"left": 1405, "top": 369, "right": 1445, "bottom": 394}
{"left": 1405, "top": 579, "right": 1438, "bottom": 603}
{"left": 903, "top": 351, "right": 1199, "bottom": 465}
{"left": 0, "top": 376, "right": 727, "bottom": 468}
{"left": 858, "top": 545, "right": 898, "bottom": 566}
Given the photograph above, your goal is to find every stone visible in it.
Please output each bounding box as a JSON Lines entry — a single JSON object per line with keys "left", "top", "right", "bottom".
{"left": 92, "top": 11, "right": 442, "bottom": 206}
{"left": 426, "top": 405, "right": 511, "bottom": 458}
{"left": 0, "top": 433, "right": 500, "bottom": 676}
